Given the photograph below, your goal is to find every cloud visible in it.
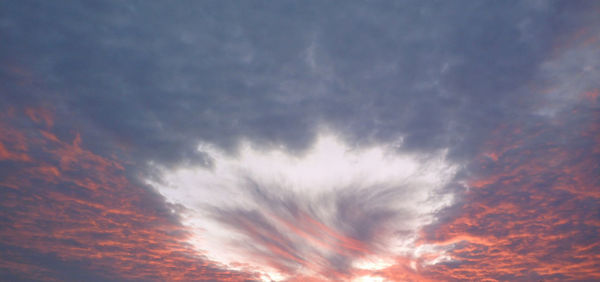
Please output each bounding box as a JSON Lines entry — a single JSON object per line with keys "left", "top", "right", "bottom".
{"left": 413, "top": 33, "right": 600, "bottom": 281}
{"left": 148, "top": 134, "right": 457, "bottom": 280}
{"left": 0, "top": 107, "right": 257, "bottom": 281}
{"left": 0, "top": 0, "right": 599, "bottom": 280}
{"left": 0, "top": 0, "right": 570, "bottom": 166}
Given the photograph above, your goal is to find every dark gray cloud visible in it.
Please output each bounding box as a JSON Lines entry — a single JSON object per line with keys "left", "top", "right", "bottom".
{"left": 2, "top": 0, "right": 590, "bottom": 167}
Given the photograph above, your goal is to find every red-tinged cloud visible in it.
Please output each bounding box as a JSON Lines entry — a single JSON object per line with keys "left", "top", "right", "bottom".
{"left": 0, "top": 107, "right": 257, "bottom": 281}
{"left": 409, "top": 98, "right": 600, "bottom": 281}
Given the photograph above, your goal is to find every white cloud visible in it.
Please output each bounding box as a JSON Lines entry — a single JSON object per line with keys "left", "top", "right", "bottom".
{"left": 146, "top": 132, "right": 458, "bottom": 280}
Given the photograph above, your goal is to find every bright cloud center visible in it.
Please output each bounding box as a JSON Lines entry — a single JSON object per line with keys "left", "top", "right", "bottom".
{"left": 147, "top": 133, "right": 457, "bottom": 280}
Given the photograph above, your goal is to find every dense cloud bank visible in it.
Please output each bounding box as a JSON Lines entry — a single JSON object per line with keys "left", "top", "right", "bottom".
{"left": 4, "top": 0, "right": 596, "bottom": 165}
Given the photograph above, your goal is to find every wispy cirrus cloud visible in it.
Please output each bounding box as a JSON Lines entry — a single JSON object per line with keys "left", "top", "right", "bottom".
{"left": 148, "top": 134, "right": 457, "bottom": 280}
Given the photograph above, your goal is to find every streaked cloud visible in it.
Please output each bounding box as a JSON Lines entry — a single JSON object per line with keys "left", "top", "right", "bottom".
{"left": 148, "top": 134, "right": 457, "bottom": 279}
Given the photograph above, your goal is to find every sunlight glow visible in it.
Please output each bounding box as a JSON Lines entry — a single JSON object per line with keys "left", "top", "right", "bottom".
{"left": 353, "top": 275, "right": 385, "bottom": 282}
{"left": 146, "top": 133, "right": 458, "bottom": 280}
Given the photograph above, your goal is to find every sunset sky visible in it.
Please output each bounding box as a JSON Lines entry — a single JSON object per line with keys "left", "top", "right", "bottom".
{"left": 1, "top": 1, "right": 599, "bottom": 281}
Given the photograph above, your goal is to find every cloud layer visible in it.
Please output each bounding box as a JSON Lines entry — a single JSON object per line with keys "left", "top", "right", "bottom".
{"left": 1, "top": 0, "right": 599, "bottom": 281}
{"left": 0, "top": 107, "right": 258, "bottom": 281}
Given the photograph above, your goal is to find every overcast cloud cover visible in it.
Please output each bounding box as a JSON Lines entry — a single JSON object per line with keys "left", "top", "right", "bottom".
{"left": 1, "top": 0, "right": 599, "bottom": 281}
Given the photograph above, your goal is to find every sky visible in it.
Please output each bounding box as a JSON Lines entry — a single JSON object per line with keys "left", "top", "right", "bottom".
{"left": 0, "top": 0, "right": 599, "bottom": 281}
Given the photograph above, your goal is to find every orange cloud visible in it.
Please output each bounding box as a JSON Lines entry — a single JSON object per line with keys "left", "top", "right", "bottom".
{"left": 0, "top": 107, "right": 256, "bottom": 281}
{"left": 413, "top": 100, "right": 600, "bottom": 281}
